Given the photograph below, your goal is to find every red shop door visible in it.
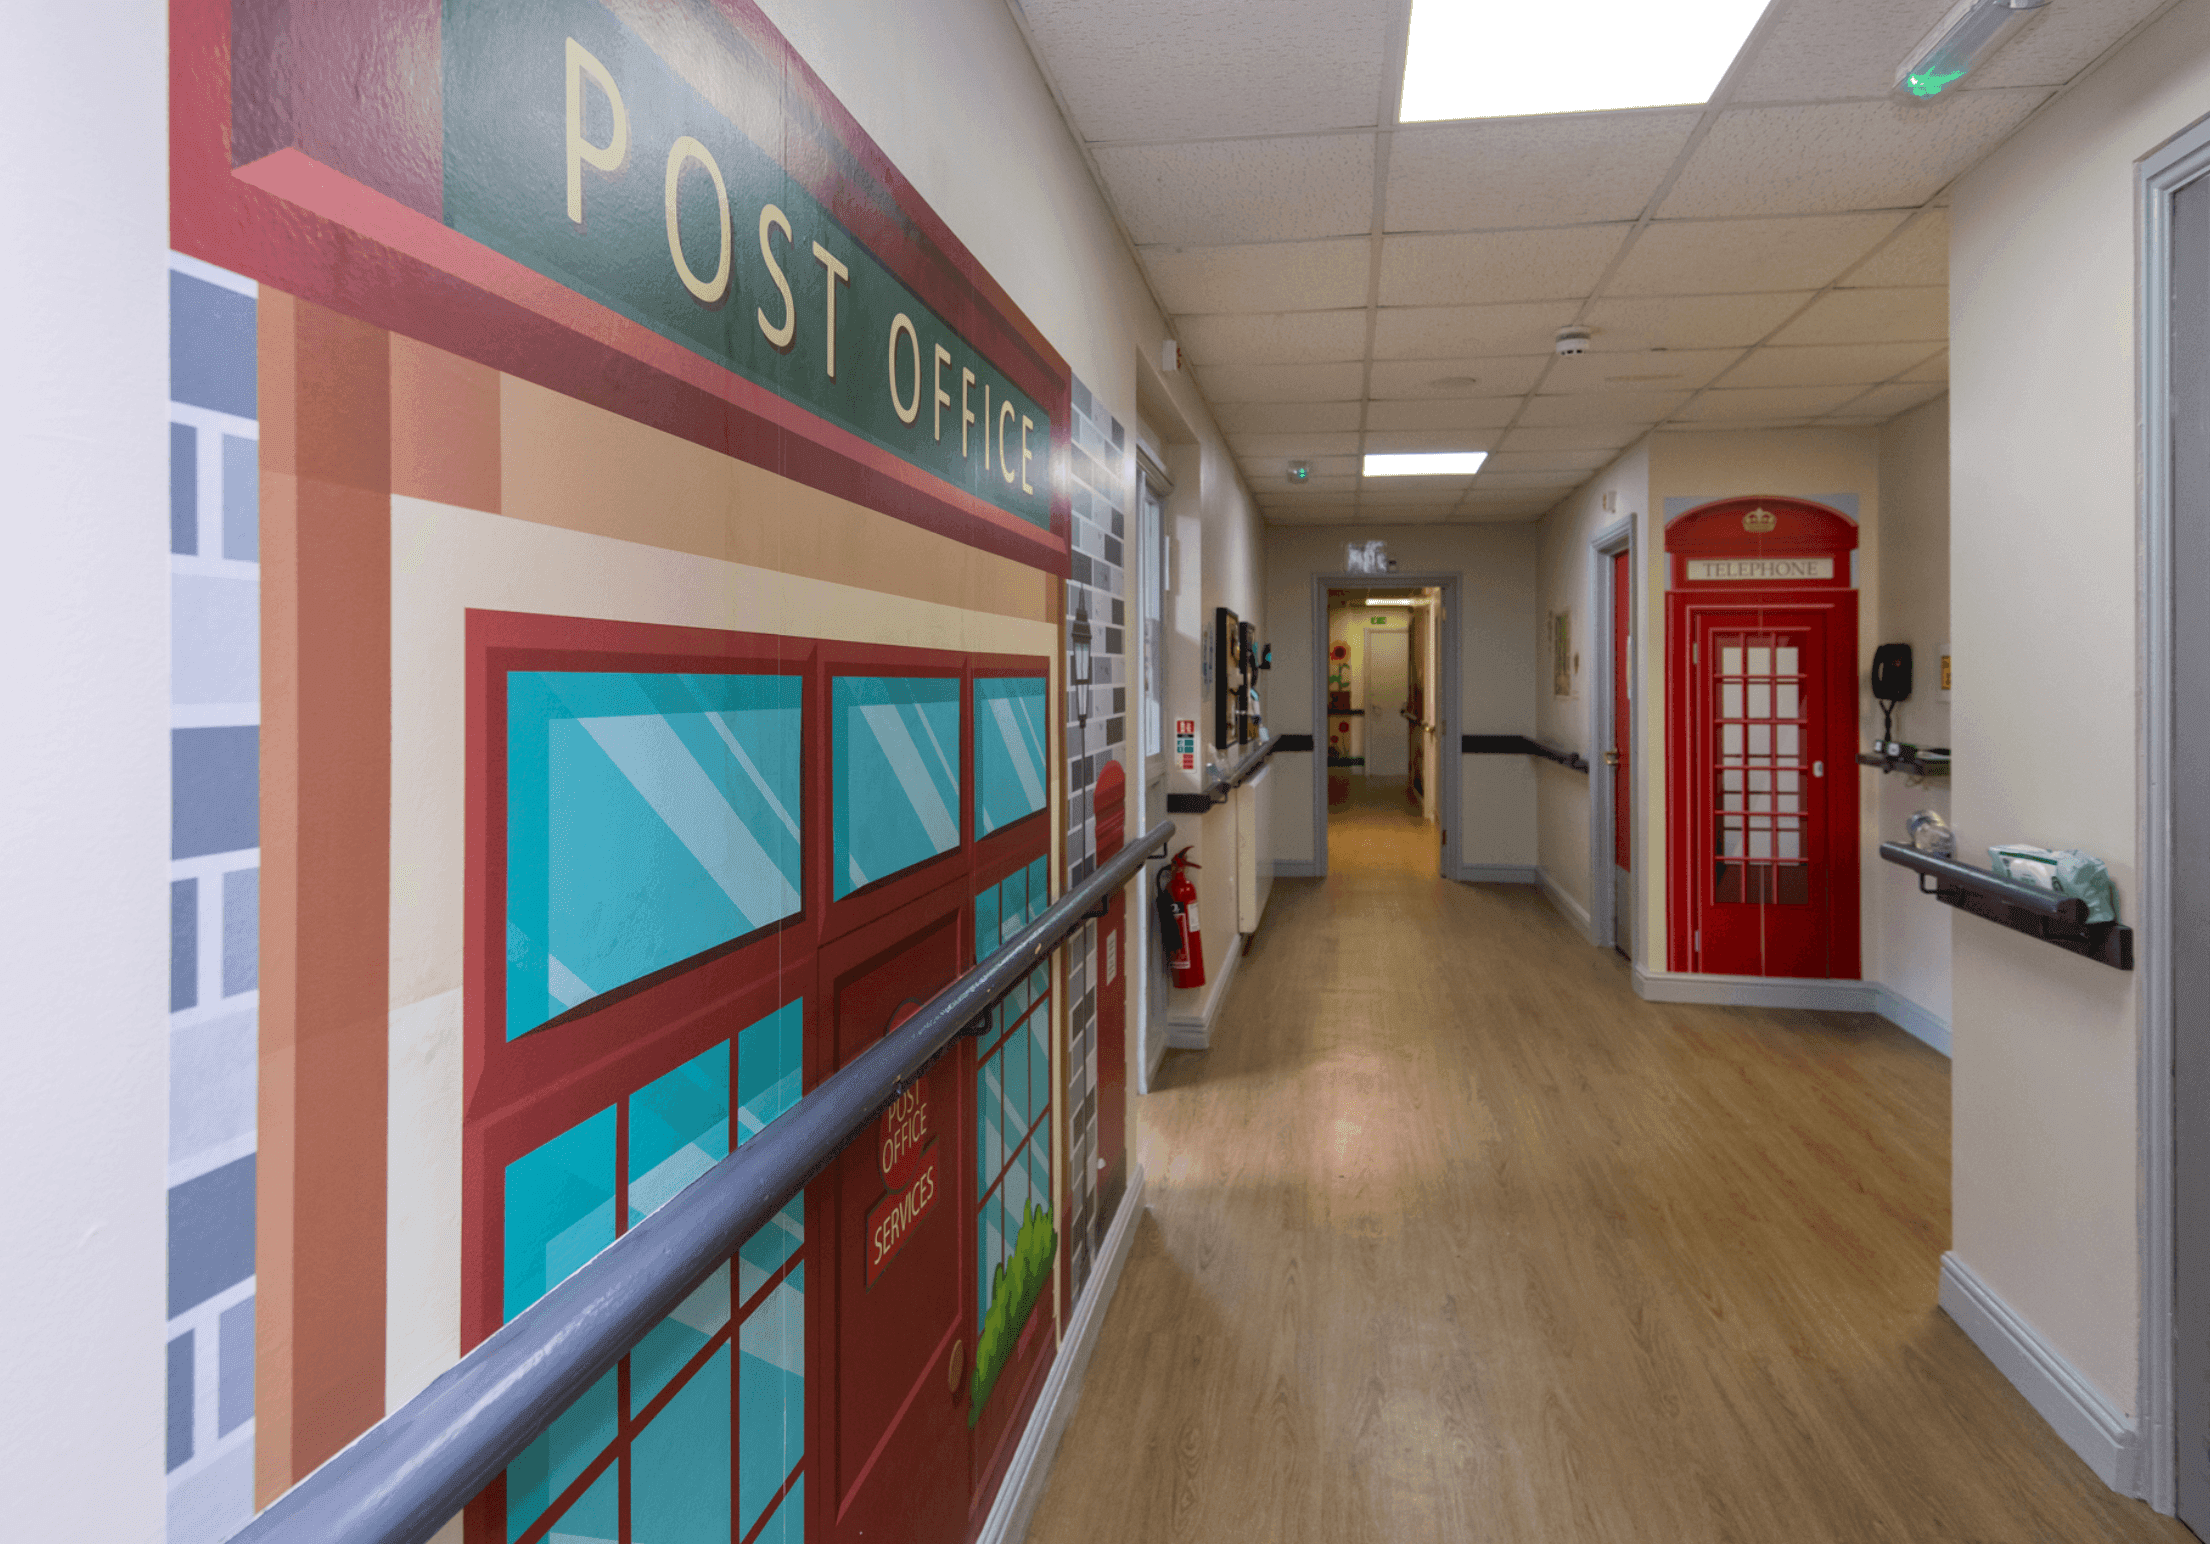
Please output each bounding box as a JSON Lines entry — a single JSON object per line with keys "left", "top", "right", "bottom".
{"left": 822, "top": 890, "right": 971, "bottom": 1544}
{"left": 1675, "top": 596, "right": 1859, "bottom": 979}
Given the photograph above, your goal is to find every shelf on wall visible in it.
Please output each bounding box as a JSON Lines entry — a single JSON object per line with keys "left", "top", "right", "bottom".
{"left": 1857, "top": 748, "right": 1950, "bottom": 778}
{"left": 1878, "top": 841, "right": 2131, "bottom": 969}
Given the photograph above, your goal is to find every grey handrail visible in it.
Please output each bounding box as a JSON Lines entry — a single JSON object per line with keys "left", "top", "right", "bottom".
{"left": 229, "top": 818, "right": 1176, "bottom": 1544}
{"left": 1878, "top": 840, "right": 2080, "bottom": 920}
{"left": 1202, "top": 732, "right": 1282, "bottom": 798}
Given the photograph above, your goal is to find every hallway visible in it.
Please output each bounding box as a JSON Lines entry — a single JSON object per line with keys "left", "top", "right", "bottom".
{"left": 1029, "top": 824, "right": 2185, "bottom": 1543}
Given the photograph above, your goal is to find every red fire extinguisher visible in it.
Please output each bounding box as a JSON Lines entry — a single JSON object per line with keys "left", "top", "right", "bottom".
{"left": 1155, "top": 848, "right": 1206, "bottom": 989}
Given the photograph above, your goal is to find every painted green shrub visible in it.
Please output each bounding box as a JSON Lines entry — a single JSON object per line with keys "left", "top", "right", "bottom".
{"left": 970, "top": 1202, "right": 1056, "bottom": 1425}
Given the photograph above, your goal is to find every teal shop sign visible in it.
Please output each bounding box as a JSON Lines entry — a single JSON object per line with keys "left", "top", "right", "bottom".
{"left": 444, "top": 0, "right": 1055, "bottom": 531}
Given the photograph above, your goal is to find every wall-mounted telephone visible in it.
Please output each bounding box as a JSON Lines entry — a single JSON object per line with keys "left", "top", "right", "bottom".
{"left": 1871, "top": 643, "right": 1912, "bottom": 750}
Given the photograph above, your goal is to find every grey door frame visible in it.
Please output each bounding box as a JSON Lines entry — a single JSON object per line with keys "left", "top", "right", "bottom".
{"left": 2136, "top": 114, "right": 2210, "bottom": 1518}
{"left": 1308, "top": 573, "right": 1462, "bottom": 879}
{"left": 1588, "top": 520, "right": 1635, "bottom": 955}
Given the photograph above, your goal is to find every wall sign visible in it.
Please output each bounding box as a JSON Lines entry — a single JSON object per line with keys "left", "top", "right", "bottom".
{"left": 1684, "top": 557, "right": 1835, "bottom": 582}
{"left": 867, "top": 1083, "right": 939, "bottom": 1285}
{"left": 1175, "top": 718, "right": 1196, "bottom": 771}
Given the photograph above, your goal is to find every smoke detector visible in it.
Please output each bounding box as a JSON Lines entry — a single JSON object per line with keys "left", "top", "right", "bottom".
{"left": 1554, "top": 326, "right": 1592, "bottom": 356}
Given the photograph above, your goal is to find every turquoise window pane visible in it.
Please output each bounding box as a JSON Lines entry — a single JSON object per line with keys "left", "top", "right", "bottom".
{"left": 998, "top": 870, "right": 1027, "bottom": 947}
{"left": 738, "top": 1195, "right": 804, "bottom": 1305}
{"left": 504, "top": 1369, "right": 616, "bottom": 1542}
{"left": 738, "top": 1268, "right": 805, "bottom": 1536}
{"left": 978, "top": 1190, "right": 1000, "bottom": 1324}
{"left": 751, "top": 1475, "right": 804, "bottom": 1544}
{"left": 630, "top": 1042, "right": 728, "bottom": 1227}
{"left": 1026, "top": 857, "right": 1049, "bottom": 919}
{"left": 737, "top": 1000, "right": 804, "bottom": 1144}
{"left": 1003, "top": 1023, "right": 1029, "bottom": 1136}
{"left": 974, "top": 887, "right": 999, "bottom": 963}
{"left": 506, "top": 672, "right": 802, "bottom": 1039}
{"left": 1024, "top": 1130, "right": 1050, "bottom": 1217}
{"left": 974, "top": 678, "right": 1048, "bottom": 836}
{"left": 978, "top": 1052, "right": 1004, "bottom": 1185}
{"left": 1027, "top": 1008, "right": 1051, "bottom": 1129}
{"left": 1030, "top": 963, "right": 1048, "bottom": 1002}
{"left": 832, "top": 677, "right": 961, "bottom": 898}
{"left": 632, "top": 1261, "right": 730, "bottom": 1409}
{"left": 632, "top": 1343, "right": 732, "bottom": 1544}
{"left": 504, "top": 1107, "right": 615, "bottom": 1320}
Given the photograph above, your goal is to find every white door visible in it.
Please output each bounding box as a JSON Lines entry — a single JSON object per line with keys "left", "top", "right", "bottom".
{"left": 1365, "top": 627, "right": 1410, "bottom": 779}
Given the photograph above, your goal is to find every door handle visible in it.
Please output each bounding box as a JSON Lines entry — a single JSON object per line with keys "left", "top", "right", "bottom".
{"left": 1603, "top": 750, "right": 1621, "bottom": 766}
{"left": 1813, "top": 761, "right": 1824, "bottom": 778}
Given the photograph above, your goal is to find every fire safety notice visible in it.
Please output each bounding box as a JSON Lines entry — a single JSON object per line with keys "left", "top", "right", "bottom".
{"left": 1175, "top": 718, "right": 1197, "bottom": 770}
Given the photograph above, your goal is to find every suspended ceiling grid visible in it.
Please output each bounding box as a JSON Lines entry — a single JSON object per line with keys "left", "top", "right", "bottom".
{"left": 1007, "top": 0, "right": 2176, "bottom": 525}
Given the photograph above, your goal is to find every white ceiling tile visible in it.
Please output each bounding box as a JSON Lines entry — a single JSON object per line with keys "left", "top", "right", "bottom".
{"left": 1195, "top": 361, "right": 1367, "bottom": 402}
{"left": 1364, "top": 428, "right": 1508, "bottom": 454}
{"left": 1095, "top": 136, "right": 1376, "bottom": 245}
{"left": 1835, "top": 381, "right": 1948, "bottom": 419}
{"left": 1369, "top": 356, "right": 1550, "bottom": 397}
{"left": 1482, "top": 449, "right": 1620, "bottom": 474}
{"left": 1357, "top": 484, "right": 1475, "bottom": 505}
{"left": 1213, "top": 400, "right": 1366, "bottom": 433}
{"left": 1384, "top": 112, "right": 1700, "bottom": 231}
{"left": 1140, "top": 239, "right": 1375, "bottom": 315}
{"left": 1659, "top": 93, "right": 2050, "bottom": 218}
{"left": 1265, "top": 474, "right": 1361, "bottom": 497}
{"left": 1472, "top": 470, "right": 1589, "bottom": 489}
{"left": 1608, "top": 214, "right": 1907, "bottom": 296}
{"left": 1497, "top": 424, "right": 1647, "bottom": 453}
{"left": 1844, "top": 209, "right": 1949, "bottom": 287}
{"left": 1519, "top": 390, "right": 1687, "bottom": 426}
{"left": 1377, "top": 226, "right": 1632, "bottom": 306}
{"left": 1373, "top": 302, "right": 1578, "bottom": 357}
{"left": 1899, "top": 350, "right": 1948, "bottom": 384}
{"left": 1665, "top": 418, "right": 1818, "bottom": 431}
{"left": 1365, "top": 397, "right": 1523, "bottom": 432}
{"left": 1263, "top": 506, "right": 1364, "bottom": 525}
{"left": 1969, "top": 0, "right": 2174, "bottom": 89}
{"left": 1674, "top": 385, "right": 1866, "bottom": 421}
{"left": 1230, "top": 432, "right": 1364, "bottom": 459}
{"left": 1719, "top": 342, "right": 1943, "bottom": 388}
{"left": 1542, "top": 348, "right": 1743, "bottom": 392}
{"left": 1579, "top": 293, "right": 1816, "bottom": 349}
{"left": 1178, "top": 309, "right": 1370, "bottom": 366}
{"left": 1018, "top": 0, "right": 1395, "bottom": 141}
{"left": 1769, "top": 288, "right": 1946, "bottom": 346}
{"left": 1239, "top": 452, "right": 1361, "bottom": 482}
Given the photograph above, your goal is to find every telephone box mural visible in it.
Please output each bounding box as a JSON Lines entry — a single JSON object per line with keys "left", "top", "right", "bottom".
{"left": 170, "top": 2, "right": 1090, "bottom": 1541}
{"left": 1664, "top": 498, "right": 1861, "bottom": 980}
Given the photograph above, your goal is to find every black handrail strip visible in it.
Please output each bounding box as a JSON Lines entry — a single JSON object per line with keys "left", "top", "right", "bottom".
{"left": 231, "top": 819, "right": 1177, "bottom": 1544}
{"left": 1461, "top": 734, "right": 1590, "bottom": 773}
{"left": 1877, "top": 841, "right": 2081, "bottom": 921}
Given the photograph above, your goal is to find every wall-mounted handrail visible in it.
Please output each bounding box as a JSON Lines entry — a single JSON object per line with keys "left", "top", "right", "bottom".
{"left": 1879, "top": 841, "right": 2078, "bottom": 919}
{"left": 228, "top": 818, "right": 1177, "bottom": 1544}
{"left": 1461, "top": 734, "right": 1590, "bottom": 774}
{"left": 1169, "top": 732, "right": 1285, "bottom": 812}
{"left": 1879, "top": 841, "right": 2133, "bottom": 969}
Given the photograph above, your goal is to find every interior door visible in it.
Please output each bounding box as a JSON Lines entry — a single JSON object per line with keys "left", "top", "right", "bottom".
{"left": 1611, "top": 549, "right": 1633, "bottom": 956}
{"left": 823, "top": 894, "right": 970, "bottom": 1544}
{"left": 1364, "top": 626, "right": 1410, "bottom": 779}
{"left": 1690, "top": 604, "right": 1852, "bottom": 979}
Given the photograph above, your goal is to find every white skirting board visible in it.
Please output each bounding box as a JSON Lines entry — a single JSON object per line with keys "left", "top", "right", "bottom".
{"left": 1938, "top": 1253, "right": 2139, "bottom": 1494}
{"left": 974, "top": 1167, "right": 1149, "bottom": 1544}
{"left": 1456, "top": 862, "right": 1538, "bottom": 884}
{"left": 1630, "top": 969, "right": 1953, "bottom": 1058}
{"left": 1164, "top": 933, "right": 1243, "bottom": 1050}
{"left": 1536, "top": 867, "right": 1594, "bottom": 944}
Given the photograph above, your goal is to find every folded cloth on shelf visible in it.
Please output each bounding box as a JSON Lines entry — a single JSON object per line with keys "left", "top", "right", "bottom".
{"left": 1987, "top": 844, "right": 2119, "bottom": 923}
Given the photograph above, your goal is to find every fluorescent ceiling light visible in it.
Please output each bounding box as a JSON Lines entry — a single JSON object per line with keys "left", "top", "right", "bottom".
{"left": 1399, "top": 0, "right": 1769, "bottom": 123}
{"left": 1364, "top": 451, "right": 1488, "bottom": 477}
{"left": 1895, "top": 0, "right": 2048, "bottom": 99}
{"left": 1366, "top": 598, "right": 1416, "bottom": 606}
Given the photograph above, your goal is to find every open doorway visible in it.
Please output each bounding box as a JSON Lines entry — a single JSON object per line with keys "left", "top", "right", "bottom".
{"left": 1325, "top": 586, "right": 1444, "bottom": 871}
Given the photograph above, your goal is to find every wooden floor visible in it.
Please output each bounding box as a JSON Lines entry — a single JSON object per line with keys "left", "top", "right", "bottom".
{"left": 1025, "top": 801, "right": 2192, "bottom": 1544}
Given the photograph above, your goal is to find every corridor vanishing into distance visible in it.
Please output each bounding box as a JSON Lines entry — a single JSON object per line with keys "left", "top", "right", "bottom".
{"left": 1029, "top": 800, "right": 2187, "bottom": 1544}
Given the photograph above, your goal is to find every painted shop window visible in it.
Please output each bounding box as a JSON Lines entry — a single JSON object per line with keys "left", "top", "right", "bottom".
{"left": 970, "top": 864, "right": 1053, "bottom": 1425}
{"left": 831, "top": 676, "right": 962, "bottom": 898}
{"left": 501, "top": 1003, "right": 806, "bottom": 1544}
{"left": 505, "top": 672, "right": 803, "bottom": 1039}
{"left": 974, "top": 677, "right": 1048, "bottom": 837}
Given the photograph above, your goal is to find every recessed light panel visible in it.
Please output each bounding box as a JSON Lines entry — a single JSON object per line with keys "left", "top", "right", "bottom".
{"left": 1399, "top": 0, "right": 1769, "bottom": 123}
{"left": 1364, "top": 451, "right": 1489, "bottom": 477}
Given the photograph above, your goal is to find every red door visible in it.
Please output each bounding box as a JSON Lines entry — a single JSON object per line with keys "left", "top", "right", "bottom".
{"left": 1611, "top": 549, "right": 1632, "bottom": 874}
{"left": 1674, "top": 596, "right": 1859, "bottom": 979}
{"left": 822, "top": 891, "right": 971, "bottom": 1544}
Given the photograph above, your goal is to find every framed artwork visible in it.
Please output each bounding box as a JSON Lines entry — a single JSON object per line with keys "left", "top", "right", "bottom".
{"left": 1551, "top": 610, "right": 1574, "bottom": 697}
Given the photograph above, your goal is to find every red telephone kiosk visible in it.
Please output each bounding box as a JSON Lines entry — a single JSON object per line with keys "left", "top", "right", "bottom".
{"left": 1664, "top": 498, "right": 1861, "bottom": 980}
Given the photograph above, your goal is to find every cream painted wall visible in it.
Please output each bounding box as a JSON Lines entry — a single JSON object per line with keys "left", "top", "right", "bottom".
{"left": 1644, "top": 428, "right": 1883, "bottom": 977}
{"left": 1532, "top": 442, "right": 1651, "bottom": 929}
{"left": 1946, "top": 0, "right": 2210, "bottom": 1417}
{"left": 2, "top": 8, "right": 171, "bottom": 1540}
{"left": 1870, "top": 396, "right": 1953, "bottom": 1033}
{"left": 1264, "top": 524, "right": 1541, "bottom": 873}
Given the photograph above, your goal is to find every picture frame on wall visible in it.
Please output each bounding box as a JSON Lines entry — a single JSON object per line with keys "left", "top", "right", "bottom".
{"left": 1551, "top": 610, "right": 1574, "bottom": 697}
